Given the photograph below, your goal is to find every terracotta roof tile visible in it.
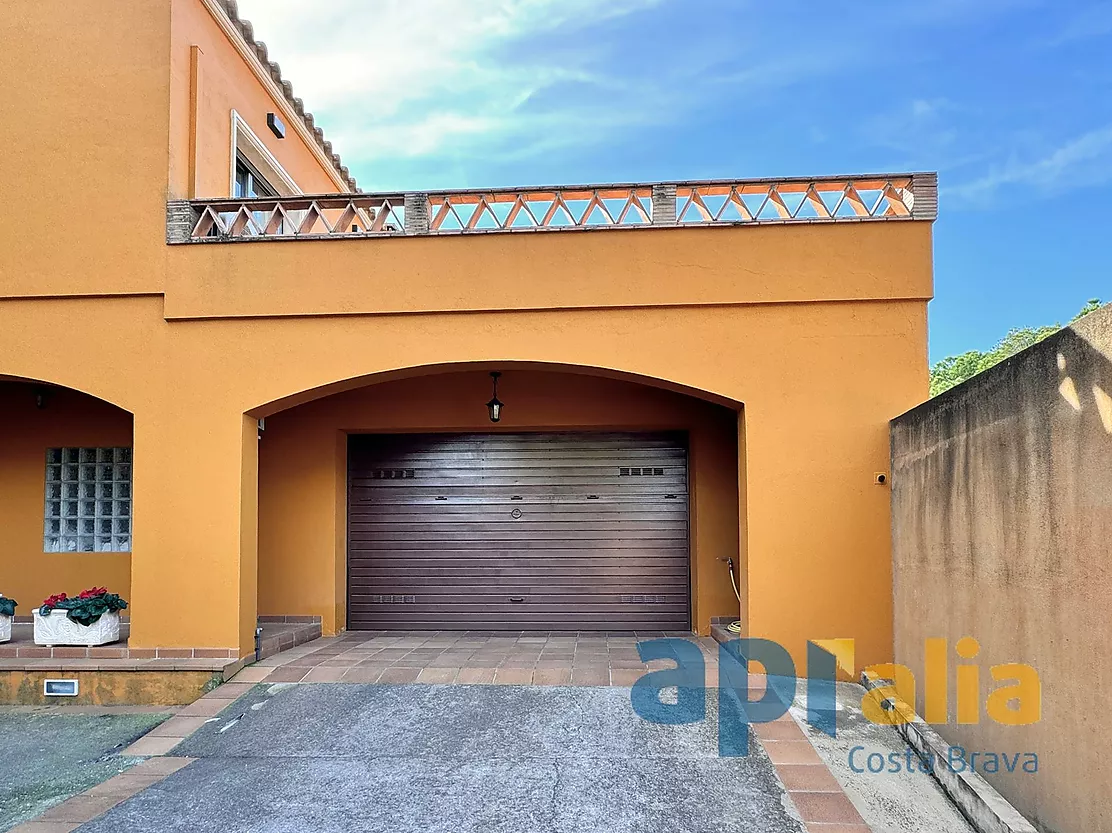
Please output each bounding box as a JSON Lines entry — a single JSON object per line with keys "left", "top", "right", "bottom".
{"left": 218, "top": 0, "right": 357, "bottom": 191}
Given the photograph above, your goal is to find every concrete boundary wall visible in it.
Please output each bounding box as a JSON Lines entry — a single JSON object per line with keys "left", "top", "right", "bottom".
{"left": 890, "top": 303, "right": 1112, "bottom": 833}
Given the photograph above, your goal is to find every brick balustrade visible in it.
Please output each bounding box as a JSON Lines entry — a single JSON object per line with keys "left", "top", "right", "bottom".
{"left": 167, "top": 172, "right": 938, "bottom": 243}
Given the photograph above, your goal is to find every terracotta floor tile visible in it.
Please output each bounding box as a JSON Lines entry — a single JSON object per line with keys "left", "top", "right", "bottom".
{"left": 83, "top": 773, "right": 165, "bottom": 799}
{"left": 753, "top": 720, "right": 807, "bottom": 741}
{"left": 610, "top": 660, "right": 652, "bottom": 670}
{"left": 302, "top": 666, "right": 348, "bottom": 682}
{"left": 532, "top": 668, "right": 572, "bottom": 685}
{"left": 378, "top": 667, "right": 421, "bottom": 683}
{"left": 339, "top": 667, "right": 382, "bottom": 683}
{"left": 608, "top": 669, "right": 645, "bottom": 687}
{"left": 35, "top": 796, "right": 121, "bottom": 823}
{"left": 775, "top": 764, "right": 843, "bottom": 793}
{"left": 790, "top": 792, "right": 865, "bottom": 824}
{"left": 437, "top": 656, "right": 475, "bottom": 665}
{"left": 204, "top": 682, "right": 255, "bottom": 699}
{"left": 416, "top": 667, "right": 459, "bottom": 684}
{"left": 131, "top": 756, "right": 194, "bottom": 776}
{"left": 146, "top": 716, "right": 212, "bottom": 738}
{"left": 6, "top": 822, "right": 82, "bottom": 833}
{"left": 455, "top": 668, "right": 497, "bottom": 684}
{"left": 805, "top": 824, "right": 871, "bottom": 833}
{"left": 570, "top": 668, "right": 611, "bottom": 686}
{"left": 534, "top": 660, "right": 574, "bottom": 670}
{"left": 571, "top": 665, "right": 610, "bottom": 677}
{"left": 762, "top": 740, "right": 824, "bottom": 766}
{"left": 493, "top": 668, "right": 533, "bottom": 685}
{"left": 373, "top": 648, "right": 414, "bottom": 659}
{"left": 178, "top": 697, "right": 236, "bottom": 718}
{"left": 264, "top": 666, "right": 309, "bottom": 683}
{"left": 123, "top": 735, "right": 183, "bottom": 757}
{"left": 353, "top": 661, "right": 392, "bottom": 672}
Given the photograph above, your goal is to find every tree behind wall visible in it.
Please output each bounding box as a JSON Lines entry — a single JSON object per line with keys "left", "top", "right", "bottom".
{"left": 930, "top": 299, "right": 1104, "bottom": 396}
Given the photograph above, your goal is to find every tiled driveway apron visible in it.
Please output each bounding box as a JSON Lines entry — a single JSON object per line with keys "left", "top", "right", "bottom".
{"left": 75, "top": 683, "right": 814, "bottom": 833}
{"left": 238, "top": 631, "right": 723, "bottom": 687}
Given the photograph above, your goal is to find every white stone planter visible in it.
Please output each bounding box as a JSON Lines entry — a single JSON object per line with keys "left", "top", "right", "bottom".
{"left": 0, "top": 614, "right": 10, "bottom": 644}
{"left": 33, "top": 610, "right": 121, "bottom": 647}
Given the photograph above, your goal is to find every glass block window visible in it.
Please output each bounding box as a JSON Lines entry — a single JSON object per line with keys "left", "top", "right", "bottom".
{"left": 44, "top": 447, "right": 132, "bottom": 553}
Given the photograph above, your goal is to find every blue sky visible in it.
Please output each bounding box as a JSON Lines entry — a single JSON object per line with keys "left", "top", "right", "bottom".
{"left": 236, "top": 0, "right": 1109, "bottom": 362}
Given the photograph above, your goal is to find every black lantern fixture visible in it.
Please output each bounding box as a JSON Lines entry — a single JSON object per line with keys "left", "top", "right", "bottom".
{"left": 33, "top": 385, "right": 53, "bottom": 410}
{"left": 486, "top": 372, "right": 504, "bottom": 423}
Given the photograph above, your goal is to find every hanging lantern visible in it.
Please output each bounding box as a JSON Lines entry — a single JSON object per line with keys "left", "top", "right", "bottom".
{"left": 486, "top": 371, "right": 504, "bottom": 423}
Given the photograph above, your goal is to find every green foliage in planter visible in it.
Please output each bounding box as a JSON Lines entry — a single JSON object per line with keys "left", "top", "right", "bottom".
{"left": 40, "top": 588, "right": 127, "bottom": 627}
{"left": 0, "top": 596, "right": 16, "bottom": 617}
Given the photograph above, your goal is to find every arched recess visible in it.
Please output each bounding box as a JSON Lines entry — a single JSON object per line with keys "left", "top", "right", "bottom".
{"left": 246, "top": 361, "right": 742, "bottom": 419}
{"left": 0, "top": 376, "right": 135, "bottom": 621}
{"left": 250, "top": 362, "right": 746, "bottom": 638}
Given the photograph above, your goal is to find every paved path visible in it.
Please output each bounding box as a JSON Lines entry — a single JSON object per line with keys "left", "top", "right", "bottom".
{"left": 77, "top": 683, "right": 806, "bottom": 833}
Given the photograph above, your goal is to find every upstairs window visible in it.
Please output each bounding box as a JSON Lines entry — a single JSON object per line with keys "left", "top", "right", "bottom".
{"left": 44, "top": 448, "right": 132, "bottom": 552}
{"left": 234, "top": 154, "right": 278, "bottom": 199}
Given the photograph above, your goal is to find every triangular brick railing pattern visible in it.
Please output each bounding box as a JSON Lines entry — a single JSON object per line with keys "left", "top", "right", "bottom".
{"left": 168, "top": 173, "right": 936, "bottom": 244}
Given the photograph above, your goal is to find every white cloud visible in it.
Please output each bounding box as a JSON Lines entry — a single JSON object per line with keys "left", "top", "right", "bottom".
{"left": 946, "top": 125, "right": 1112, "bottom": 206}
{"left": 1043, "top": 3, "right": 1112, "bottom": 47}
{"left": 233, "top": 0, "right": 665, "bottom": 186}
{"left": 864, "top": 98, "right": 960, "bottom": 154}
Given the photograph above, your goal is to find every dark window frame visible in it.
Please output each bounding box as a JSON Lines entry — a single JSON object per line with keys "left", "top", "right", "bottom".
{"left": 234, "top": 153, "right": 279, "bottom": 199}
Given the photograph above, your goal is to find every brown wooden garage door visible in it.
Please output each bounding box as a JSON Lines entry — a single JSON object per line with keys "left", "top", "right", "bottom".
{"left": 347, "top": 432, "right": 690, "bottom": 631}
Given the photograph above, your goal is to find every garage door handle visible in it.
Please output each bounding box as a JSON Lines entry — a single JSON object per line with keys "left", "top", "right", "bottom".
{"left": 509, "top": 597, "right": 524, "bottom": 603}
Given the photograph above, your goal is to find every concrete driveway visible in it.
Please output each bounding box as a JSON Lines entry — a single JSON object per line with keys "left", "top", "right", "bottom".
{"left": 76, "top": 683, "right": 806, "bottom": 833}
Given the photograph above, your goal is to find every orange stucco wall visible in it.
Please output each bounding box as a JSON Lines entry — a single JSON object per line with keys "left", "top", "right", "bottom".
{"left": 0, "top": 384, "right": 133, "bottom": 613}
{"left": 167, "top": 0, "right": 346, "bottom": 198}
{"left": 0, "top": 0, "right": 343, "bottom": 300}
{"left": 164, "top": 221, "right": 932, "bottom": 320}
{"left": 257, "top": 370, "right": 742, "bottom": 636}
{"left": 0, "top": 285, "right": 928, "bottom": 664}
{"left": 0, "top": 0, "right": 172, "bottom": 297}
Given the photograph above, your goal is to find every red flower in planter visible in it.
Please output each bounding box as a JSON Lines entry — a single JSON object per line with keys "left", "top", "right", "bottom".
{"left": 39, "top": 588, "right": 126, "bottom": 624}
{"left": 42, "top": 592, "right": 68, "bottom": 609}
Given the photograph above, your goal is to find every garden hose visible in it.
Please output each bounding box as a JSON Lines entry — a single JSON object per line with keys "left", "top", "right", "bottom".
{"left": 725, "top": 557, "right": 743, "bottom": 634}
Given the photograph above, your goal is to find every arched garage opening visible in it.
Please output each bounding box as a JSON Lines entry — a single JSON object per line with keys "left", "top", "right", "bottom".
{"left": 0, "top": 378, "right": 134, "bottom": 615}
{"left": 254, "top": 365, "right": 744, "bottom": 636}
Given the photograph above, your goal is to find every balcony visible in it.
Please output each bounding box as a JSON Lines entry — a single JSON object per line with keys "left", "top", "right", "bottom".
{"left": 167, "top": 172, "right": 938, "bottom": 244}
